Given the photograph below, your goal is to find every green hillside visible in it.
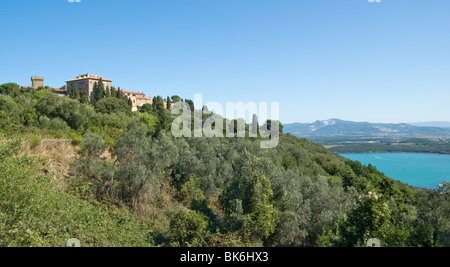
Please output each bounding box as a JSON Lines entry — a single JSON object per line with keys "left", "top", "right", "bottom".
{"left": 0, "top": 83, "right": 449, "bottom": 247}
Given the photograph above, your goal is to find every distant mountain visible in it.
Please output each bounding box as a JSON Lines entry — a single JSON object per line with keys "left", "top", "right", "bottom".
{"left": 284, "top": 119, "right": 450, "bottom": 137}
{"left": 409, "top": 122, "right": 450, "bottom": 129}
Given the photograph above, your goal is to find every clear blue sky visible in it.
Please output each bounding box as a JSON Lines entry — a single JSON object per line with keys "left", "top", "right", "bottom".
{"left": 1, "top": 0, "right": 449, "bottom": 124}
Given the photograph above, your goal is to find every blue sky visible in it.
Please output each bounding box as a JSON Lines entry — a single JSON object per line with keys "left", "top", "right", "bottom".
{"left": 1, "top": 0, "right": 449, "bottom": 123}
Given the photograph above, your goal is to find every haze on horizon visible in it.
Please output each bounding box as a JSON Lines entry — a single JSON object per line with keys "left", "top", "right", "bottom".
{"left": 0, "top": 0, "right": 449, "bottom": 125}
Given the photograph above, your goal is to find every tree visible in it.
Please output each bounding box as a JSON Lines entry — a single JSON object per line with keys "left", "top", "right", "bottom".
{"left": 105, "top": 86, "right": 111, "bottom": 98}
{"left": 250, "top": 113, "right": 259, "bottom": 137}
{"left": 225, "top": 151, "right": 278, "bottom": 243}
{"left": 152, "top": 96, "right": 165, "bottom": 111}
{"left": 150, "top": 96, "right": 170, "bottom": 132}
{"left": 113, "top": 119, "right": 178, "bottom": 210}
{"left": 116, "top": 87, "right": 123, "bottom": 99}
{"left": 110, "top": 87, "right": 117, "bottom": 98}
{"left": 166, "top": 96, "right": 171, "bottom": 109}
{"left": 185, "top": 99, "right": 194, "bottom": 111}
{"left": 171, "top": 95, "right": 181, "bottom": 103}
{"left": 0, "top": 95, "right": 19, "bottom": 114}
{"left": 35, "top": 94, "right": 94, "bottom": 129}
{"left": 170, "top": 209, "right": 209, "bottom": 246}
{"left": 139, "top": 103, "right": 153, "bottom": 113}
{"left": 95, "top": 97, "right": 132, "bottom": 115}
{"left": 32, "top": 88, "right": 53, "bottom": 101}
{"left": 79, "top": 90, "right": 89, "bottom": 104}
{"left": 127, "top": 97, "right": 133, "bottom": 108}
{"left": 0, "top": 83, "right": 21, "bottom": 97}
{"left": 69, "top": 85, "right": 80, "bottom": 100}
{"left": 98, "top": 78, "right": 105, "bottom": 100}
{"left": 337, "top": 191, "right": 393, "bottom": 247}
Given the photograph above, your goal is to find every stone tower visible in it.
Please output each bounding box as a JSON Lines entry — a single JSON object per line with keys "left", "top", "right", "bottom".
{"left": 31, "top": 76, "right": 44, "bottom": 88}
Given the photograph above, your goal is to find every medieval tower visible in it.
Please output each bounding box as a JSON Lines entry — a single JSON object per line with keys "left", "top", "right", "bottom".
{"left": 31, "top": 76, "right": 44, "bottom": 88}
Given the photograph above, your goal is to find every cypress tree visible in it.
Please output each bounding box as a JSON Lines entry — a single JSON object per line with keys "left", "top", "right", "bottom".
{"left": 80, "top": 90, "right": 89, "bottom": 104}
{"left": 152, "top": 96, "right": 157, "bottom": 111}
{"left": 117, "top": 87, "right": 123, "bottom": 99}
{"left": 166, "top": 96, "right": 171, "bottom": 109}
{"left": 105, "top": 86, "right": 111, "bottom": 98}
{"left": 110, "top": 87, "right": 116, "bottom": 98}
{"left": 70, "top": 85, "right": 80, "bottom": 100}
{"left": 97, "top": 78, "right": 105, "bottom": 100}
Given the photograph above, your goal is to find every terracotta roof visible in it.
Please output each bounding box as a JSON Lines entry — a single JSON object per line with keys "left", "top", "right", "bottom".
{"left": 66, "top": 76, "right": 112, "bottom": 82}
{"left": 121, "top": 89, "right": 145, "bottom": 95}
{"left": 50, "top": 87, "right": 67, "bottom": 92}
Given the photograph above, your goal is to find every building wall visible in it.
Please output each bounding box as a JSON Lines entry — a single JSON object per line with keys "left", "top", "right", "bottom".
{"left": 31, "top": 76, "right": 44, "bottom": 88}
{"left": 65, "top": 74, "right": 168, "bottom": 111}
{"left": 136, "top": 97, "right": 153, "bottom": 107}
{"left": 67, "top": 79, "right": 112, "bottom": 97}
{"left": 67, "top": 80, "right": 89, "bottom": 96}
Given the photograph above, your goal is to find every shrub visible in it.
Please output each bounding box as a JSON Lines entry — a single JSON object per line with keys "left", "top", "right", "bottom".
{"left": 24, "top": 134, "right": 41, "bottom": 149}
{"left": 95, "top": 97, "right": 131, "bottom": 115}
{"left": 170, "top": 209, "right": 209, "bottom": 247}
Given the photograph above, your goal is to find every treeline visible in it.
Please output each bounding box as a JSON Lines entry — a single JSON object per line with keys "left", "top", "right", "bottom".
{"left": 330, "top": 142, "right": 450, "bottom": 154}
{"left": 0, "top": 82, "right": 175, "bottom": 145}
{"left": 0, "top": 83, "right": 449, "bottom": 247}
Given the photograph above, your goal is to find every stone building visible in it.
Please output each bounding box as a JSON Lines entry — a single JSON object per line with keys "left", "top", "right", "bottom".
{"left": 21, "top": 76, "right": 67, "bottom": 96}
{"left": 66, "top": 74, "right": 158, "bottom": 111}
{"left": 23, "top": 73, "right": 163, "bottom": 111}
{"left": 66, "top": 73, "right": 112, "bottom": 97}
{"left": 31, "top": 76, "right": 44, "bottom": 88}
{"left": 122, "top": 89, "right": 153, "bottom": 111}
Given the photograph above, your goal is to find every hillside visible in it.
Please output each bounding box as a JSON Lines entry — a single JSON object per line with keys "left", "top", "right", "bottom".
{"left": 284, "top": 119, "right": 450, "bottom": 138}
{"left": 409, "top": 122, "right": 450, "bottom": 129}
{"left": 1, "top": 83, "right": 449, "bottom": 247}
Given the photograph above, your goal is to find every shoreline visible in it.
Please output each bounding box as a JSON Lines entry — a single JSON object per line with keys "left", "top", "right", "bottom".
{"left": 337, "top": 151, "right": 450, "bottom": 156}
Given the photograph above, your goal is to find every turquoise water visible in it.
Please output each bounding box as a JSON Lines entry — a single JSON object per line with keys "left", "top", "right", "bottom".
{"left": 340, "top": 153, "right": 450, "bottom": 189}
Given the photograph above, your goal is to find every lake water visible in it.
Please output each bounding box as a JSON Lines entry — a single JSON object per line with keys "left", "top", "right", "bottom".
{"left": 340, "top": 153, "right": 450, "bottom": 189}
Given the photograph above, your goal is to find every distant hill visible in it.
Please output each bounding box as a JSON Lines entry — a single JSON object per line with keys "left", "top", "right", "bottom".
{"left": 284, "top": 119, "right": 450, "bottom": 137}
{"left": 409, "top": 122, "right": 450, "bottom": 128}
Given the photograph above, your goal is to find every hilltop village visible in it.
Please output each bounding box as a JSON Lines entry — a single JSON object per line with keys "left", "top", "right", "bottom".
{"left": 21, "top": 74, "right": 166, "bottom": 111}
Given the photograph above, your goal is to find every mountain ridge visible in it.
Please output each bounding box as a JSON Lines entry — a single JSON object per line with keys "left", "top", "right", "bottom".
{"left": 284, "top": 119, "right": 450, "bottom": 137}
{"left": 409, "top": 121, "right": 450, "bottom": 128}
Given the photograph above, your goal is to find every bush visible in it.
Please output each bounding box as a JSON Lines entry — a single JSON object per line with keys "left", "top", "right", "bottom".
{"left": 49, "top": 118, "right": 69, "bottom": 131}
{"left": 170, "top": 209, "right": 209, "bottom": 247}
{"left": 95, "top": 97, "right": 131, "bottom": 115}
{"left": 0, "top": 83, "right": 21, "bottom": 97}
{"left": 24, "top": 134, "right": 41, "bottom": 149}
{"left": 0, "top": 95, "right": 19, "bottom": 113}
{"left": 35, "top": 94, "right": 94, "bottom": 130}
{"left": 0, "top": 141, "right": 152, "bottom": 247}
{"left": 68, "top": 132, "right": 83, "bottom": 145}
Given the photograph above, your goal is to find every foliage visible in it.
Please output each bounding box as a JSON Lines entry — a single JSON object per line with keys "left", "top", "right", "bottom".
{"left": 35, "top": 94, "right": 94, "bottom": 130}
{"left": 0, "top": 83, "right": 21, "bottom": 97}
{"left": 0, "top": 140, "right": 152, "bottom": 247}
{"left": 95, "top": 97, "right": 132, "bottom": 115}
{"left": 169, "top": 209, "right": 209, "bottom": 247}
{"left": 0, "top": 82, "right": 448, "bottom": 247}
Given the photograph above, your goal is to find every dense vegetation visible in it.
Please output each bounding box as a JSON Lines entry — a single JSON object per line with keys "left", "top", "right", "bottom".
{"left": 0, "top": 83, "right": 449, "bottom": 247}
{"left": 329, "top": 138, "right": 450, "bottom": 154}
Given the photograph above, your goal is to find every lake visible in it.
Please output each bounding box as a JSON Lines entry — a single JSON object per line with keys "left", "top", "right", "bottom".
{"left": 340, "top": 153, "right": 450, "bottom": 189}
